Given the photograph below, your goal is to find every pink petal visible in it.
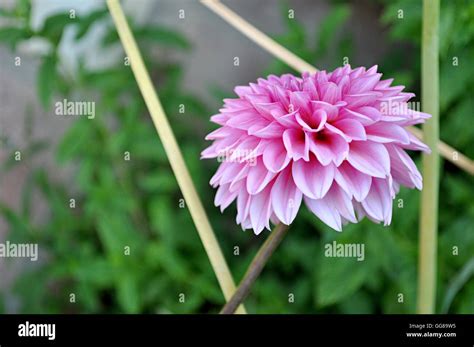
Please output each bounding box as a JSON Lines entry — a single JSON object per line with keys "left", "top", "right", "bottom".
{"left": 361, "top": 178, "right": 393, "bottom": 225}
{"left": 210, "top": 161, "right": 228, "bottom": 187}
{"left": 329, "top": 184, "right": 357, "bottom": 223}
{"left": 229, "top": 164, "right": 251, "bottom": 191}
{"left": 262, "top": 139, "right": 291, "bottom": 173}
{"left": 214, "top": 183, "right": 238, "bottom": 212}
{"left": 289, "top": 91, "right": 312, "bottom": 116}
{"left": 220, "top": 162, "right": 247, "bottom": 185}
{"left": 311, "top": 101, "right": 338, "bottom": 121}
{"left": 302, "top": 76, "right": 319, "bottom": 99}
{"left": 341, "top": 108, "right": 375, "bottom": 125}
{"left": 292, "top": 158, "right": 334, "bottom": 199}
{"left": 210, "top": 113, "right": 229, "bottom": 125}
{"left": 249, "top": 184, "right": 273, "bottom": 234}
{"left": 344, "top": 92, "right": 382, "bottom": 108}
{"left": 309, "top": 129, "right": 349, "bottom": 166}
{"left": 205, "top": 127, "right": 234, "bottom": 140}
{"left": 332, "top": 118, "right": 367, "bottom": 141}
{"left": 334, "top": 161, "right": 372, "bottom": 201}
{"left": 269, "top": 84, "right": 290, "bottom": 108}
{"left": 387, "top": 144, "right": 422, "bottom": 190}
{"left": 366, "top": 65, "right": 378, "bottom": 75}
{"left": 320, "top": 82, "right": 341, "bottom": 104}
{"left": 252, "top": 102, "right": 286, "bottom": 121}
{"left": 236, "top": 189, "right": 251, "bottom": 224}
{"left": 223, "top": 98, "right": 251, "bottom": 110}
{"left": 401, "top": 131, "right": 431, "bottom": 153}
{"left": 228, "top": 137, "right": 261, "bottom": 162}
{"left": 365, "top": 122, "right": 410, "bottom": 144}
{"left": 234, "top": 86, "right": 252, "bottom": 97}
{"left": 347, "top": 141, "right": 390, "bottom": 178}
{"left": 274, "top": 110, "right": 300, "bottom": 129}
{"left": 226, "top": 110, "right": 265, "bottom": 130}
{"left": 348, "top": 73, "right": 381, "bottom": 94}
{"left": 304, "top": 195, "right": 342, "bottom": 231}
{"left": 248, "top": 121, "right": 285, "bottom": 139}
{"left": 271, "top": 168, "right": 303, "bottom": 225}
{"left": 295, "top": 109, "right": 326, "bottom": 132}
{"left": 283, "top": 128, "right": 310, "bottom": 161}
{"left": 246, "top": 160, "right": 277, "bottom": 194}
{"left": 375, "top": 78, "right": 394, "bottom": 90}
{"left": 201, "top": 132, "right": 242, "bottom": 159}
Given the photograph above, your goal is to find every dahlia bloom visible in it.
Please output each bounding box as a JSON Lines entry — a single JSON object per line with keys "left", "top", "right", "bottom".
{"left": 202, "top": 65, "right": 431, "bottom": 233}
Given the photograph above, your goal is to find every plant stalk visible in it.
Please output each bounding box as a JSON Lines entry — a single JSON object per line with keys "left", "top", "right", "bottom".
{"left": 106, "top": 0, "right": 246, "bottom": 313}
{"left": 417, "top": 0, "right": 440, "bottom": 314}
{"left": 220, "top": 223, "right": 289, "bottom": 314}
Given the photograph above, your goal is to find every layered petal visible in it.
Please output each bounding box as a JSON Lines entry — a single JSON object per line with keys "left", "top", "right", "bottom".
{"left": 271, "top": 168, "right": 303, "bottom": 225}
{"left": 292, "top": 157, "right": 334, "bottom": 199}
{"left": 203, "top": 65, "right": 430, "bottom": 234}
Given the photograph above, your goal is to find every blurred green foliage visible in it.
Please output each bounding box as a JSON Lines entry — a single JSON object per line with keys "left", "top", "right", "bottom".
{"left": 0, "top": 0, "right": 473, "bottom": 314}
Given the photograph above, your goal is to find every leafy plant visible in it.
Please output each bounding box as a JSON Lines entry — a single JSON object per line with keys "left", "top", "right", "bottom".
{"left": 0, "top": 0, "right": 472, "bottom": 314}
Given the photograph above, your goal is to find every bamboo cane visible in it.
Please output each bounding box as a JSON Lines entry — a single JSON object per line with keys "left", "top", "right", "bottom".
{"left": 417, "top": 0, "right": 440, "bottom": 314}
{"left": 106, "top": 0, "right": 246, "bottom": 314}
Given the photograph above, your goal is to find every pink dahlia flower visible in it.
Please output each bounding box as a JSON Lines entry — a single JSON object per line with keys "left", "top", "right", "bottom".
{"left": 202, "top": 65, "right": 431, "bottom": 233}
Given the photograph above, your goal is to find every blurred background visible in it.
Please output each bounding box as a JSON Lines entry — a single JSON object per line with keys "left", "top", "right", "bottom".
{"left": 0, "top": 0, "right": 473, "bottom": 314}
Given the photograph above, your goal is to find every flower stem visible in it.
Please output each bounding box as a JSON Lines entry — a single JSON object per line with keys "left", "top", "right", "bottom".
{"left": 417, "top": 0, "right": 440, "bottom": 314}
{"left": 220, "top": 223, "right": 289, "bottom": 314}
{"left": 106, "top": 0, "right": 246, "bottom": 314}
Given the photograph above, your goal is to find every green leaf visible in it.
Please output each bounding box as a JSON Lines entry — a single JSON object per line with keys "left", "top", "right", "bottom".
{"left": 316, "top": 4, "right": 350, "bottom": 55}
{"left": 458, "top": 282, "right": 474, "bottom": 314}
{"left": 316, "top": 254, "right": 372, "bottom": 307}
{"left": 136, "top": 26, "right": 191, "bottom": 50}
{"left": 381, "top": 0, "right": 422, "bottom": 43}
{"left": 74, "top": 8, "right": 108, "bottom": 40}
{"left": 101, "top": 26, "right": 120, "bottom": 46}
{"left": 116, "top": 272, "right": 141, "bottom": 313}
{"left": 149, "top": 198, "right": 175, "bottom": 238}
{"left": 316, "top": 227, "right": 376, "bottom": 307}
{"left": 95, "top": 211, "right": 141, "bottom": 255}
{"left": 40, "top": 12, "right": 72, "bottom": 44}
{"left": 338, "top": 291, "right": 374, "bottom": 313}
{"left": 72, "top": 258, "right": 115, "bottom": 288}
{"left": 0, "top": 203, "right": 32, "bottom": 235}
{"left": 440, "top": 52, "right": 474, "bottom": 111}
{"left": 281, "top": 3, "right": 306, "bottom": 48}
{"left": 0, "top": 8, "right": 13, "bottom": 17}
{"left": 0, "top": 27, "right": 30, "bottom": 49}
{"left": 56, "top": 120, "right": 91, "bottom": 163}
{"left": 20, "top": 171, "right": 36, "bottom": 219}
{"left": 14, "top": 0, "right": 31, "bottom": 20}
{"left": 441, "top": 257, "right": 474, "bottom": 313}
{"left": 37, "top": 55, "right": 57, "bottom": 109}
{"left": 441, "top": 97, "right": 474, "bottom": 158}
{"left": 138, "top": 172, "right": 176, "bottom": 192}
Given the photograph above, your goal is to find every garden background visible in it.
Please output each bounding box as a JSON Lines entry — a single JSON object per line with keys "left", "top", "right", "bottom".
{"left": 0, "top": 0, "right": 473, "bottom": 314}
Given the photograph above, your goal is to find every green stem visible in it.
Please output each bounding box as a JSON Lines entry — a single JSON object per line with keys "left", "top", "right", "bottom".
{"left": 417, "top": 0, "right": 440, "bottom": 314}
{"left": 220, "top": 223, "right": 289, "bottom": 314}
